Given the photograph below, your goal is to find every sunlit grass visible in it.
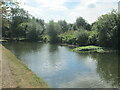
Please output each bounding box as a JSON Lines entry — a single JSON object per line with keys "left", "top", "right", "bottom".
{"left": 72, "top": 45, "right": 109, "bottom": 53}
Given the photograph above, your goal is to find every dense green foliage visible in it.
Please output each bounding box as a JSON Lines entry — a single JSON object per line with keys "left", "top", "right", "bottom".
{"left": 46, "top": 20, "right": 61, "bottom": 43}
{"left": 1, "top": 1, "right": 119, "bottom": 49}
{"left": 75, "top": 17, "right": 91, "bottom": 30}
{"left": 92, "top": 10, "right": 119, "bottom": 49}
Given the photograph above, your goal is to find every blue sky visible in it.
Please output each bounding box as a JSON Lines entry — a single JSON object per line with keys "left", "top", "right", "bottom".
{"left": 19, "top": 0, "right": 119, "bottom": 24}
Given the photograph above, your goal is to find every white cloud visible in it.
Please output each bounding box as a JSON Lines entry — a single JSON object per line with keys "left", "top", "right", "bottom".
{"left": 18, "top": 0, "right": 118, "bottom": 24}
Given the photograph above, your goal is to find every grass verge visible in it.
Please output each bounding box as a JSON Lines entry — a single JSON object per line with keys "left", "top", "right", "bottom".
{"left": 1, "top": 45, "right": 49, "bottom": 88}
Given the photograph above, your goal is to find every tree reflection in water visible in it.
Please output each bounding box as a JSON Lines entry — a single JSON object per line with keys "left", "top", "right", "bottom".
{"left": 90, "top": 53, "right": 119, "bottom": 87}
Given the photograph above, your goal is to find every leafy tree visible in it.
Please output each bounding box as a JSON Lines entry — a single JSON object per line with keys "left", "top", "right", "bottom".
{"left": 88, "top": 31, "right": 98, "bottom": 45}
{"left": 1, "top": 0, "right": 19, "bottom": 38}
{"left": 10, "top": 8, "right": 29, "bottom": 38}
{"left": 1, "top": 0, "right": 19, "bottom": 18}
{"left": 59, "top": 30, "right": 77, "bottom": 44}
{"left": 46, "top": 20, "right": 61, "bottom": 43}
{"left": 58, "top": 20, "right": 68, "bottom": 33}
{"left": 76, "top": 30, "right": 89, "bottom": 45}
{"left": 75, "top": 17, "right": 91, "bottom": 30}
{"left": 92, "top": 10, "right": 118, "bottom": 48}
{"left": 2, "top": 18, "right": 11, "bottom": 37}
{"left": 68, "top": 23, "right": 73, "bottom": 30}
{"left": 16, "top": 22, "right": 28, "bottom": 38}
{"left": 26, "top": 21, "right": 43, "bottom": 41}
{"left": 36, "top": 19, "right": 46, "bottom": 34}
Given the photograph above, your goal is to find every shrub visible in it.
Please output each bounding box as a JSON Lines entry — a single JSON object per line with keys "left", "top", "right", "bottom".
{"left": 76, "top": 30, "right": 89, "bottom": 46}
{"left": 88, "top": 31, "right": 98, "bottom": 45}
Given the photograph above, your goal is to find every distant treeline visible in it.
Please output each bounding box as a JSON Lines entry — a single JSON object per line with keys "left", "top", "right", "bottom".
{"left": 1, "top": 1, "right": 120, "bottom": 50}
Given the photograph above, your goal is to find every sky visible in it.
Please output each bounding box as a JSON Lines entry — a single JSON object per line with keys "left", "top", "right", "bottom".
{"left": 17, "top": 0, "right": 119, "bottom": 24}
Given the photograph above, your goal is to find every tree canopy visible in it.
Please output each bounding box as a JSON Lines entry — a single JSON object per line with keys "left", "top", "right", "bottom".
{"left": 1, "top": 3, "right": 119, "bottom": 49}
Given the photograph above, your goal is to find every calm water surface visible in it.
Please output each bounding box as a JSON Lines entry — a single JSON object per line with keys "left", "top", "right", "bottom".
{"left": 3, "top": 42, "right": 119, "bottom": 88}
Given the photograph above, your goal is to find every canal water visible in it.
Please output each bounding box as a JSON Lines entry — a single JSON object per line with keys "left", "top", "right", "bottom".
{"left": 3, "top": 42, "right": 119, "bottom": 88}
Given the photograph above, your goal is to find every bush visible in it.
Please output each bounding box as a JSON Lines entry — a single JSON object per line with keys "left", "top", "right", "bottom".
{"left": 59, "top": 31, "right": 77, "bottom": 44}
{"left": 46, "top": 21, "right": 61, "bottom": 43}
{"left": 41, "top": 35, "right": 49, "bottom": 42}
{"left": 88, "top": 31, "right": 98, "bottom": 45}
{"left": 26, "top": 21, "right": 43, "bottom": 41}
{"left": 76, "top": 30, "right": 89, "bottom": 45}
{"left": 92, "top": 10, "right": 118, "bottom": 48}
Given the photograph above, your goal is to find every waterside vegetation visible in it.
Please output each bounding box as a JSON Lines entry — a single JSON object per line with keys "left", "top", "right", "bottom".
{"left": 72, "top": 46, "right": 116, "bottom": 53}
{"left": 1, "top": 1, "right": 120, "bottom": 53}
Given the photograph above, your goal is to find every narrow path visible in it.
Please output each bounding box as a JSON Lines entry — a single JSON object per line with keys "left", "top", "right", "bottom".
{"left": 2, "top": 49, "right": 17, "bottom": 88}
{"left": 0, "top": 45, "right": 48, "bottom": 88}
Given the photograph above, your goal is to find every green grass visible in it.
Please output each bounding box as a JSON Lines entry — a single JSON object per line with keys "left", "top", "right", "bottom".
{"left": 72, "top": 45, "right": 109, "bottom": 53}
{"left": 1, "top": 45, "right": 49, "bottom": 88}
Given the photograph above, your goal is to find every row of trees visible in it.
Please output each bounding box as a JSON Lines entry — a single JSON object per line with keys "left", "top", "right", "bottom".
{"left": 2, "top": 0, "right": 45, "bottom": 41}
{"left": 1, "top": 1, "right": 119, "bottom": 49}
{"left": 45, "top": 10, "right": 119, "bottom": 49}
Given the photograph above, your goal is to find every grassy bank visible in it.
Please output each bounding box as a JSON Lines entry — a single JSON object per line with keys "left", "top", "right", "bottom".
{"left": 1, "top": 45, "right": 48, "bottom": 88}
{"left": 72, "top": 45, "right": 115, "bottom": 53}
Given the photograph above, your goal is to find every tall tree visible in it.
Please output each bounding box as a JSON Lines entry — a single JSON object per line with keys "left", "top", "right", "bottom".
{"left": 10, "top": 8, "right": 30, "bottom": 38}
{"left": 92, "top": 10, "right": 118, "bottom": 48}
{"left": 58, "top": 20, "right": 68, "bottom": 33}
{"left": 75, "top": 17, "right": 91, "bottom": 30}
{"left": 47, "top": 20, "right": 61, "bottom": 43}
{"left": 1, "top": 0, "right": 19, "bottom": 38}
{"left": 36, "top": 19, "right": 46, "bottom": 34}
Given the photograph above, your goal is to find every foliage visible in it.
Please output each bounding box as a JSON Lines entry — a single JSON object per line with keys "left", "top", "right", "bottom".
{"left": 88, "top": 30, "right": 98, "bottom": 45}
{"left": 11, "top": 8, "right": 29, "bottom": 37}
{"left": 2, "top": 2, "right": 119, "bottom": 50}
{"left": 76, "top": 30, "right": 90, "bottom": 45}
{"left": 75, "top": 17, "right": 91, "bottom": 30}
{"left": 58, "top": 20, "right": 68, "bottom": 33}
{"left": 36, "top": 18, "right": 46, "bottom": 34}
{"left": 26, "top": 21, "right": 43, "bottom": 41}
{"left": 59, "top": 30, "right": 77, "bottom": 44}
{"left": 2, "top": 18, "right": 11, "bottom": 37}
{"left": 1, "top": 0, "right": 19, "bottom": 18}
{"left": 46, "top": 20, "right": 61, "bottom": 43}
{"left": 92, "top": 10, "right": 118, "bottom": 49}
{"left": 59, "top": 30, "right": 90, "bottom": 45}
{"left": 41, "top": 35, "right": 49, "bottom": 42}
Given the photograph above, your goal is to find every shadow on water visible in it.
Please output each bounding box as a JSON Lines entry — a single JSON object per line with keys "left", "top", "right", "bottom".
{"left": 75, "top": 52, "right": 119, "bottom": 87}
{"left": 48, "top": 43, "right": 59, "bottom": 53}
{"left": 3, "top": 42, "right": 44, "bottom": 58}
{"left": 90, "top": 53, "right": 119, "bottom": 87}
{"left": 47, "top": 43, "right": 59, "bottom": 67}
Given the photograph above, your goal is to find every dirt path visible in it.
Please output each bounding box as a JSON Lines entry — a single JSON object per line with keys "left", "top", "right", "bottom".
{"left": 0, "top": 45, "right": 48, "bottom": 88}
{"left": 2, "top": 46, "right": 17, "bottom": 88}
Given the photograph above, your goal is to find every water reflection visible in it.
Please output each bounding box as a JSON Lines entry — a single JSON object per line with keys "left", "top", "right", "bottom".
{"left": 3, "top": 42, "right": 119, "bottom": 88}
{"left": 48, "top": 44, "right": 58, "bottom": 53}
{"left": 90, "top": 53, "right": 119, "bottom": 87}
{"left": 3, "top": 42, "right": 44, "bottom": 58}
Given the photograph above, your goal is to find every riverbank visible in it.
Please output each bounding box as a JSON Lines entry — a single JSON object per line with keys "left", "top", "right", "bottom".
{"left": 0, "top": 45, "right": 48, "bottom": 88}
{"left": 2, "top": 39, "right": 117, "bottom": 54}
